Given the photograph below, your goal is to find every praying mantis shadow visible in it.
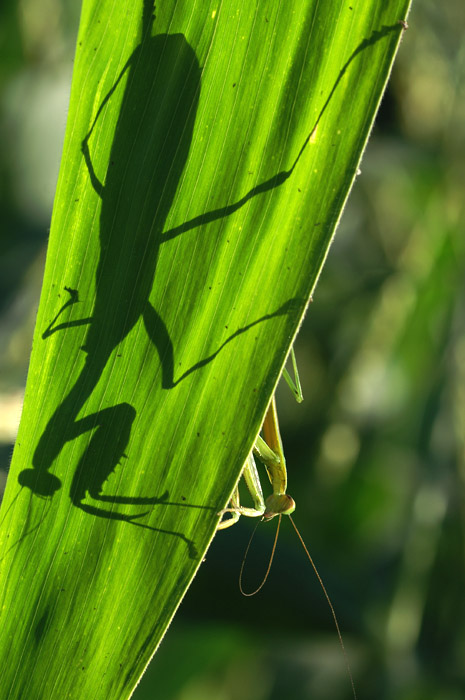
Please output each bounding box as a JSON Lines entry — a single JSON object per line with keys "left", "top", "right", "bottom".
{"left": 18, "top": 5, "right": 402, "bottom": 550}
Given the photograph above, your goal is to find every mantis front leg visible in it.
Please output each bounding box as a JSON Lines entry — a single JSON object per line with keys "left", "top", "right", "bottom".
{"left": 217, "top": 452, "right": 267, "bottom": 529}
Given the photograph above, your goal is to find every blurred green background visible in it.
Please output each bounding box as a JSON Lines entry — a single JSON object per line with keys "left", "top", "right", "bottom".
{"left": 1, "top": 2, "right": 464, "bottom": 699}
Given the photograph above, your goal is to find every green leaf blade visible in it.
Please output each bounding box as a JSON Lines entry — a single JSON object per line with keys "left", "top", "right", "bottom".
{"left": 0, "top": 1, "right": 411, "bottom": 697}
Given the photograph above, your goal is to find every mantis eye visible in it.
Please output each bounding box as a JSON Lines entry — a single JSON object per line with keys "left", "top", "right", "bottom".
{"left": 264, "top": 493, "right": 296, "bottom": 520}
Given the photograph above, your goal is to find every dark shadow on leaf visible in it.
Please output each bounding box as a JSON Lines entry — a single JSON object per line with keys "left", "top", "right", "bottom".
{"left": 24, "top": 10, "right": 204, "bottom": 535}
{"left": 23, "top": 10, "right": 401, "bottom": 546}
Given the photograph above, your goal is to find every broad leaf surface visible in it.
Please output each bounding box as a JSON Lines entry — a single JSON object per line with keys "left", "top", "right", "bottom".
{"left": 0, "top": 1, "right": 410, "bottom": 697}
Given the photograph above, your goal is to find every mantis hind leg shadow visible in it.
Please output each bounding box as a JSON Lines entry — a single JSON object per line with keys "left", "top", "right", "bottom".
{"left": 69, "top": 402, "right": 136, "bottom": 507}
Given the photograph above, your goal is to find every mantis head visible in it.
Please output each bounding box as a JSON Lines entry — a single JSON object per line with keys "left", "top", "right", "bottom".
{"left": 263, "top": 493, "right": 296, "bottom": 520}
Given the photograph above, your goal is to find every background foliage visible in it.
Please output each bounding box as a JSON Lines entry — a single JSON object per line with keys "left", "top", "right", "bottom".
{"left": 1, "top": 1, "right": 463, "bottom": 699}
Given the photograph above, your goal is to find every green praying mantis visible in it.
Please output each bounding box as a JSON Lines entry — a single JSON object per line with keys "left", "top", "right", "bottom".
{"left": 217, "top": 347, "right": 357, "bottom": 700}
{"left": 217, "top": 349, "right": 302, "bottom": 532}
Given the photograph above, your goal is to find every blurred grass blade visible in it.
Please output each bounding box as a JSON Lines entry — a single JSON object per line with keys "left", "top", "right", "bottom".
{"left": 0, "top": 0, "right": 411, "bottom": 697}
